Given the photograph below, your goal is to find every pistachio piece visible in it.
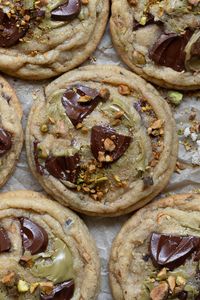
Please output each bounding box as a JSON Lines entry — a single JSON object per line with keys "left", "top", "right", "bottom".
{"left": 150, "top": 282, "right": 169, "bottom": 300}
{"left": 176, "top": 276, "right": 186, "bottom": 286}
{"left": 167, "top": 275, "right": 176, "bottom": 292}
{"left": 157, "top": 268, "right": 167, "bottom": 280}
{"left": 17, "top": 280, "right": 29, "bottom": 293}
{"left": 168, "top": 91, "right": 183, "bottom": 106}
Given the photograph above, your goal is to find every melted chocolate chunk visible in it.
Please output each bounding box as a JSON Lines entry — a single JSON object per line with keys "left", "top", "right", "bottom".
{"left": 19, "top": 218, "right": 48, "bottom": 255}
{"left": 177, "top": 291, "right": 188, "bottom": 300}
{"left": 149, "top": 30, "right": 192, "bottom": 72}
{"left": 149, "top": 232, "right": 200, "bottom": 270}
{"left": 40, "top": 280, "right": 74, "bottom": 300}
{"left": 0, "top": 11, "right": 28, "bottom": 47}
{"left": 0, "top": 128, "right": 12, "bottom": 157}
{"left": 45, "top": 154, "right": 80, "bottom": 184}
{"left": 33, "top": 141, "right": 44, "bottom": 175}
{"left": 62, "top": 85, "right": 102, "bottom": 126}
{"left": 133, "top": 14, "right": 162, "bottom": 30}
{"left": 91, "top": 125, "right": 132, "bottom": 163}
{"left": 0, "top": 227, "right": 11, "bottom": 253}
{"left": 51, "top": 0, "right": 81, "bottom": 21}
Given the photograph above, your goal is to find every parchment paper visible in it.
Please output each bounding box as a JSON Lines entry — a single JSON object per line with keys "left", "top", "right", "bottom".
{"left": 2, "top": 25, "right": 200, "bottom": 299}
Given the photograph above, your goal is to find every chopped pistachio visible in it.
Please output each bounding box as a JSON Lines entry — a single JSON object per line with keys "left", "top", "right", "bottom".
{"left": 157, "top": 268, "right": 167, "bottom": 280}
{"left": 99, "top": 88, "right": 110, "bottom": 101}
{"left": 176, "top": 276, "right": 186, "bottom": 286}
{"left": 17, "top": 280, "right": 29, "bottom": 293}
{"left": 104, "top": 138, "right": 116, "bottom": 152}
{"left": 168, "top": 91, "right": 183, "bottom": 106}
{"left": 167, "top": 275, "right": 176, "bottom": 292}
{"left": 39, "top": 282, "right": 54, "bottom": 295}
{"left": 30, "top": 282, "right": 39, "bottom": 294}
{"left": 118, "top": 84, "right": 131, "bottom": 95}
{"left": 1, "top": 272, "right": 15, "bottom": 284}
{"left": 40, "top": 124, "right": 48, "bottom": 133}
{"left": 77, "top": 95, "right": 92, "bottom": 103}
{"left": 140, "top": 15, "right": 147, "bottom": 25}
{"left": 150, "top": 282, "right": 169, "bottom": 300}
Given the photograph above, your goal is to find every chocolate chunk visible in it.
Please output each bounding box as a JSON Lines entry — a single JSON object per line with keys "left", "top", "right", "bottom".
{"left": 51, "top": 0, "right": 81, "bottom": 21}
{"left": 149, "top": 232, "right": 200, "bottom": 270}
{"left": 0, "top": 10, "right": 28, "bottom": 48}
{"left": 0, "top": 128, "right": 12, "bottom": 157}
{"left": 0, "top": 227, "right": 11, "bottom": 253}
{"left": 40, "top": 280, "right": 74, "bottom": 300}
{"left": 133, "top": 13, "right": 162, "bottom": 30}
{"left": 149, "top": 30, "right": 192, "bottom": 72}
{"left": 177, "top": 291, "right": 188, "bottom": 300}
{"left": 91, "top": 125, "right": 132, "bottom": 163}
{"left": 143, "top": 176, "right": 154, "bottom": 189}
{"left": 19, "top": 218, "right": 48, "bottom": 255}
{"left": 45, "top": 153, "right": 80, "bottom": 184}
{"left": 142, "top": 254, "right": 150, "bottom": 262}
{"left": 62, "top": 85, "right": 102, "bottom": 126}
{"left": 33, "top": 141, "right": 45, "bottom": 175}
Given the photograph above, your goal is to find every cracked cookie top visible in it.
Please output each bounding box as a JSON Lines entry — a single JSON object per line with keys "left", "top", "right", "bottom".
{"left": 110, "top": 0, "right": 200, "bottom": 89}
{"left": 0, "top": 0, "right": 109, "bottom": 79}
{"left": 26, "top": 65, "right": 178, "bottom": 216}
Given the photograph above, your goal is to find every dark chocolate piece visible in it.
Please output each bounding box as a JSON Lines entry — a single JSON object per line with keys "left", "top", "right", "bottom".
{"left": 0, "top": 11, "right": 28, "bottom": 47}
{"left": 133, "top": 13, "right": 162, "bottom": 30}
{"left": 149, "top": 232, "right": 200, "bottom": 270}
{"left": 91, "top": 125, "right": 132, "bottom": 163}
{"left": 45, "top": 153, "right": 80, "bottom": 184}
{"left": 177, "top": 291, "right": 188, "bottom": 300}
{"left": 33, "top": 141, "right": 44, "bottom": 175}
{"left": 143, "top": 176, "right": 154, "bottom": 189}
{"left": 62, "top": 85, "right": 102, "bottom": 126}
{"left": 0, "top": 227, "right": 11, "bottom": 253}
{"left": 51, "top": 0, "right": 81, "bottom": 21}
{"left": 40, "top": 280, "right": 74, "bottom": 300}
{"left": 0, "top": 128, "right": 12, "bottom": 157}
{"left": 19, "top": 217, "right": 48, "bottom": 255}
{"left": 149, "top": 30, "right": 192, "bottom": 72}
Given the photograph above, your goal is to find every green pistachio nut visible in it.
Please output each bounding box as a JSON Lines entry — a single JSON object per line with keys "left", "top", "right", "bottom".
{"left": 168, "top": 91, "right": 183, "bottom": 106}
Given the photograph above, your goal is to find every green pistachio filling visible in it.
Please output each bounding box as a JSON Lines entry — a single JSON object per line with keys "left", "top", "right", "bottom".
{"left": 31, "top": 238, "right": 74, "bottom": 284}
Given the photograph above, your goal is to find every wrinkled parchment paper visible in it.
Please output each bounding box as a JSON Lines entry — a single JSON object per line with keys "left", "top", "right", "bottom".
{"left": 2, "top": 26, "right": 200, "bottom": 299}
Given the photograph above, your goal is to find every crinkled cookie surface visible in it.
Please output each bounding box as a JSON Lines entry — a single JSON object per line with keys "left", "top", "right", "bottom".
{"left": 0, "top": 76, "right": 23, "bottom": 188}
{"left": 0, "top": 0, "right": 109, "bottom": 80}
{"left": 109, "top": 193, "right": 200, "bottom": 300}
{"left": 26, "top": 65, "right": 178, "bottom": 216}
{"left": 110, "top": 0, "right": 200, "bottom": 89}
{"left": 0, "top": 190, "right": 100, "bottom": 299}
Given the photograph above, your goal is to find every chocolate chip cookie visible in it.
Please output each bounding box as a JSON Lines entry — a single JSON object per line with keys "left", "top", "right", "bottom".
{"left": 26, "top": 65, "right": 178, "bottom": 216}
{"left": 0, "top": 76, "right": 23, "bottom": 188}
{"left": 0, "top": 0, "right": 109, "bottom": 80}
{"left": 110, "top": 0, "right": 200, "bottom": 89}
{"left": 0, "top": 190, "right": 100, "bottom": 299}
{"left": 109, "top": 193, "right": 200, "bottom": 300}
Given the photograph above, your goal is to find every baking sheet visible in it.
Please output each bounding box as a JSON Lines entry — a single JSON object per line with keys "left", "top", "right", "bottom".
{"left": 2, "top": 25, "right": 200, "bottom": 299}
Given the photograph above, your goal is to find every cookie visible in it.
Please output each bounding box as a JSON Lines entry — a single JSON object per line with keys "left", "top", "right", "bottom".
{"left": 26, "top": 65, "right": 178, "bottom": 216}
{"left": 0, "top": 190, "right": 100, "bottom": 299}
{"left": 109, "top": 193, "right": 200, "bottom": 300}
{"left": 0, "top": 0, "right": 109, "bottom": 80}
{"left": 110, "top": 0, "right": 200, "bottom": 90}
{"left": 0, "top": 76, "right": 23, "bottom": 188}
